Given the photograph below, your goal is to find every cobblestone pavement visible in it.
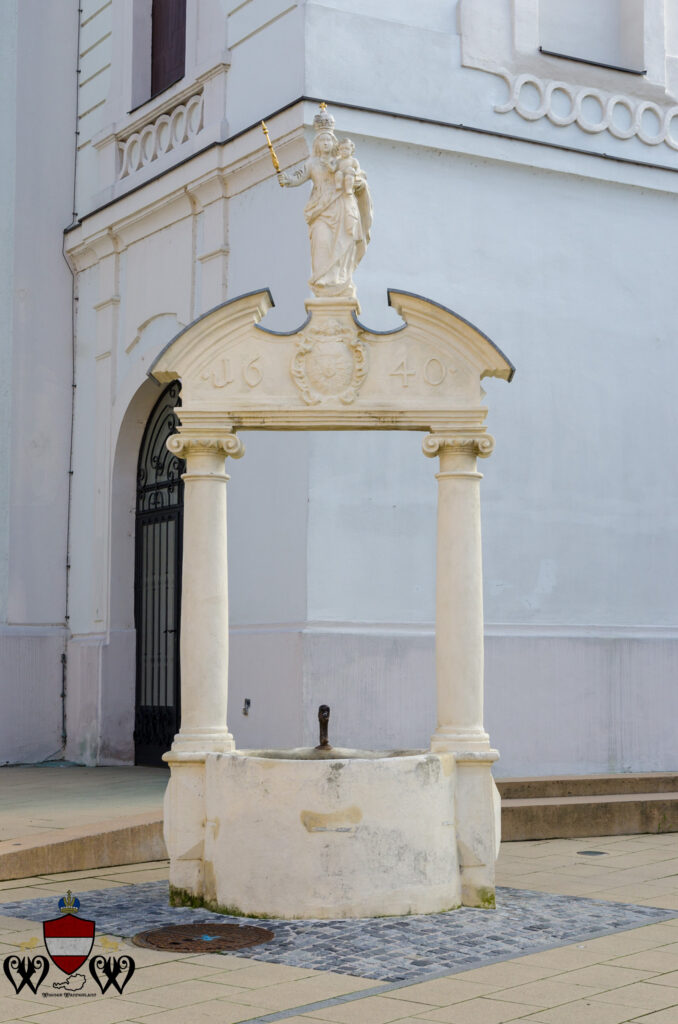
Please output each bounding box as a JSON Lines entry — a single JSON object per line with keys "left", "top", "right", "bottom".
{"left": 0, "top": 882, "right": 674, "bottom": 983}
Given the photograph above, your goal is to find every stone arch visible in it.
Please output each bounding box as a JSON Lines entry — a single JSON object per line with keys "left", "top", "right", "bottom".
{"left": 98, "top": 311, "right": 186, "bottom": 763}
{"left": 103, "top": 376, "right": 167, "bottom": 762}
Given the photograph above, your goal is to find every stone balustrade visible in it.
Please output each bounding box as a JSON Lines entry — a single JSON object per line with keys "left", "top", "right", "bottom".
{"left": 117, "top": 92, "right": 205, "bottom": 181}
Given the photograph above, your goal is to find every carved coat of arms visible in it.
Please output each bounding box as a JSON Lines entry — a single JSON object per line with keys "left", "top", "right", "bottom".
{"left": 291, "top": 318, "right": 367, "bottom": 405}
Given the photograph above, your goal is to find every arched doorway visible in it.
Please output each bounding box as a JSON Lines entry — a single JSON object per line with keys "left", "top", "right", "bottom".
{"left": 134, "top": 380, "right": 184, "bottom": 765}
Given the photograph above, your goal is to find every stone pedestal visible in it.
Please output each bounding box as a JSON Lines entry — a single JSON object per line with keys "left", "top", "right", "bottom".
{"left": 163, "top": 752, "right": 208, "bottom": 896}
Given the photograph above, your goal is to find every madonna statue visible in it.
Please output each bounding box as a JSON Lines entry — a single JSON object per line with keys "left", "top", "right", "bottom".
{"left": 278, "top": 106, "right": 373, "bottom": 300}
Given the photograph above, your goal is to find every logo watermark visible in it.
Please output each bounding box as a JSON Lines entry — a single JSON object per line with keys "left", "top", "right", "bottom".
{"left": 3, "top": 891, "right": 135, "bottom": 998}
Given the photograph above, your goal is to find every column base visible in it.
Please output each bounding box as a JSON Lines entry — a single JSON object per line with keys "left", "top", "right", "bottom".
{"left": 454, "top": 749, "right": 501, "bottom": 907}
{"left": 166, "top": 729, "right": 235, "bottom": 757}
{"left": 430, "top": 727, "right": 491, "bottom": 752}
{"left": 163, "top": 755, "right": 208, "bottom": 901}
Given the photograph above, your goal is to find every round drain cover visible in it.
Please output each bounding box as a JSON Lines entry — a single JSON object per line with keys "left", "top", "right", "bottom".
{"left": 132, "top": 922, "right": 274, "bottom": 952}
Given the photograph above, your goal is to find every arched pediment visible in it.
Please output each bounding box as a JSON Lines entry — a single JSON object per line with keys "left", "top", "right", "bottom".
{"left": 150, "top": 289, "right": 514, "bottom": 432}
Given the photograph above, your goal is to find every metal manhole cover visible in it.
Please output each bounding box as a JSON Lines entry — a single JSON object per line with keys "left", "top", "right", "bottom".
{"left": 131, "top": 922, "right": 275, "bottom": 952}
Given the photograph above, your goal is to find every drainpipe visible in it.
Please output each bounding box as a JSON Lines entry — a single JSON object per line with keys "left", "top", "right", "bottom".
{"left": 58, "top": 5, "right": 83, "bottom": 756}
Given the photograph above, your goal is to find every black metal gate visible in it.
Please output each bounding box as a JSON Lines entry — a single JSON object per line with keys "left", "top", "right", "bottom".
{"left": 134, "top": 381, "right": 184, "bottom": 766}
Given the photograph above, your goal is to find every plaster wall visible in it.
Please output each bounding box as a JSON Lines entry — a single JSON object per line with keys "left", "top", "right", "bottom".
{"left": 0, "top": 1, "right": 76, "bottom": 763}
{"left": 539, "top": 0, "right": 643, "bottom": 71}
{"left": 0, "top": 631, "right": 65, "bottom": 764}
{"left": 224, "top": 0, "right": 305, "bottom": 135}
{"left": 75, "top": 0, "right": 113, "bottom": 215}
{"left": 485, "top": 634, "right": 678, "bottom": 777}
{"left": 0, "top": 1, "right": 18, "bottom": 627}
{"left": 9, "top": 0, "right": 77, "bottom": 580}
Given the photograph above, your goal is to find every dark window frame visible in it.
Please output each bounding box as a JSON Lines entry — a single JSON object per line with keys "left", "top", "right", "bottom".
{"left": 150, "top": 0, "right": 187, "bottom": 100}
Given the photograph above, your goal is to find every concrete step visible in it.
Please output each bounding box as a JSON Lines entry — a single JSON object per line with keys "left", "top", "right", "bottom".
{"left": 496, "top": 773, "right": 678, "bottom": 800}
{"left": 0, "top": 812, "right": 166, "bottom": 881}
{"left": 498, "top": 776, "right": 678, "bottom": 842}
{"left": 0, "top": 764, "right": 168, "bottom": 880}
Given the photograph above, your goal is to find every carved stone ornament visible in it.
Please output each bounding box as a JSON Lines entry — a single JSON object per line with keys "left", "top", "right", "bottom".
{"left": 422, "top": 434, "right": 496, "bottom": 459}
{"left": 291, "top": 317, "right": 368, "bottom": 405}
{"left": 166, "top": 434, "right": 245, "bottom": 459}
{"left": 494, "top": 70, "right": 678, "bottom": 150}
{"left": 118, "top": 92, "right": 205, "bottom": 180}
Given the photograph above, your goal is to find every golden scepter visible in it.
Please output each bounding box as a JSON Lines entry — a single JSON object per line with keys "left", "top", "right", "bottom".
{"left": 261, "top": 120, "right": 283, "bottom": 185}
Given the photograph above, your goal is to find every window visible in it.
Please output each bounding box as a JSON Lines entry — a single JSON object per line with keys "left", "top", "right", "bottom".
{"left": 150, "top": 0, "right": 187, "bottom": 98}
{"left": 539, "top": 0, "right": 644, "bottom": 74}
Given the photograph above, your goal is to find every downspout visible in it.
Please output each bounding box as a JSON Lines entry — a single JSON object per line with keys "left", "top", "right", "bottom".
{"left": 58, "top": 3, "right": 83, "bottom": 756}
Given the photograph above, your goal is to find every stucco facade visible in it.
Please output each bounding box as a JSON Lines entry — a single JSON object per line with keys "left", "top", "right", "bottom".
{"left": 2, "top": 0, "right": 677, "bottom": 776}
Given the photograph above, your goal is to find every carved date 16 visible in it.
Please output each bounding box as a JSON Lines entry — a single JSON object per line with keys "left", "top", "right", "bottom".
{"left": 201, "top": 355, "right": 263, "bottom": 389}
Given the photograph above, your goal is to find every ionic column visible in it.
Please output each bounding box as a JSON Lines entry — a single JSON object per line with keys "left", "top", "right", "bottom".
{"left": 166, "top": 429, "right": 244, "bottom": 755}
{"left": 423, "top": 432, "right": 495, "bottom": 753}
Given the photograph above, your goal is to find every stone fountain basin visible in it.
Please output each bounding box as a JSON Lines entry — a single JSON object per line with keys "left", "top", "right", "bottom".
{"left": 201, "top": 748, "right": 462, "bottom": 919}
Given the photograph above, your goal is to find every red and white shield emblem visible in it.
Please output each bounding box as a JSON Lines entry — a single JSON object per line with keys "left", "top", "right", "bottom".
{"left": 43, "top": 915, "right": 95, "bottom": 975}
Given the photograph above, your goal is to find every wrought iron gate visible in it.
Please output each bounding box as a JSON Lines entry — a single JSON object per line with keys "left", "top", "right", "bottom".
{"left": 134, "top": 381, "right": 184, "bottom": 766}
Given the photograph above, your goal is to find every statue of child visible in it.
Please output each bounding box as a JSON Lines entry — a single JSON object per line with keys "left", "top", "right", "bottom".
{"left": 334, "top": 138, "right": 360, "bottom": 195}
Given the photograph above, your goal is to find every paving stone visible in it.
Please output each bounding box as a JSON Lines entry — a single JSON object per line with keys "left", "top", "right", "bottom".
{"left": 0, "top": 884, "right": 674, "bottom": 985}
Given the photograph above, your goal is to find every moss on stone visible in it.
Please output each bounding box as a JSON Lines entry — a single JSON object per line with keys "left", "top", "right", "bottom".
{"left": 168, "top": 885, "right": 274, "bottom": 919}
{"left": 475, "top": 887, "right": 496, "bottom": 909}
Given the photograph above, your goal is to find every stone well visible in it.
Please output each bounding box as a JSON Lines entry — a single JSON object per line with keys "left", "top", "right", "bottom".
{"left": 155, "top": 286, "right": 513, "bottom": 917}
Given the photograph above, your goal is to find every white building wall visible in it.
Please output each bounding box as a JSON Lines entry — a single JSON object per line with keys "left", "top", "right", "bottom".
{"left": 0, "top": 2, "right": 18, "bottom": 628}
{"left": 5, "top": 0, "right": 672, "bottom": 773}
{"left": 0, "top": 2, "right": 77, "bottom": 764}
{"left": 75, "top": 0, "right": 113, "bottom": 215}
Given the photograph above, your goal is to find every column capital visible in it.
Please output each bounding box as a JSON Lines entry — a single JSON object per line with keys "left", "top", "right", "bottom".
{"left": 422, "top": 433, "right": 495, "bottom": 460}
{"left": 167, "top": 432, "right": 245, "bottom": 460}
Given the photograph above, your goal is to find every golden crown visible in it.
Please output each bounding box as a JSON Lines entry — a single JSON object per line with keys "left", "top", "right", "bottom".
{"left": 59, "top": 890, "right": 79, "bottom": 915}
